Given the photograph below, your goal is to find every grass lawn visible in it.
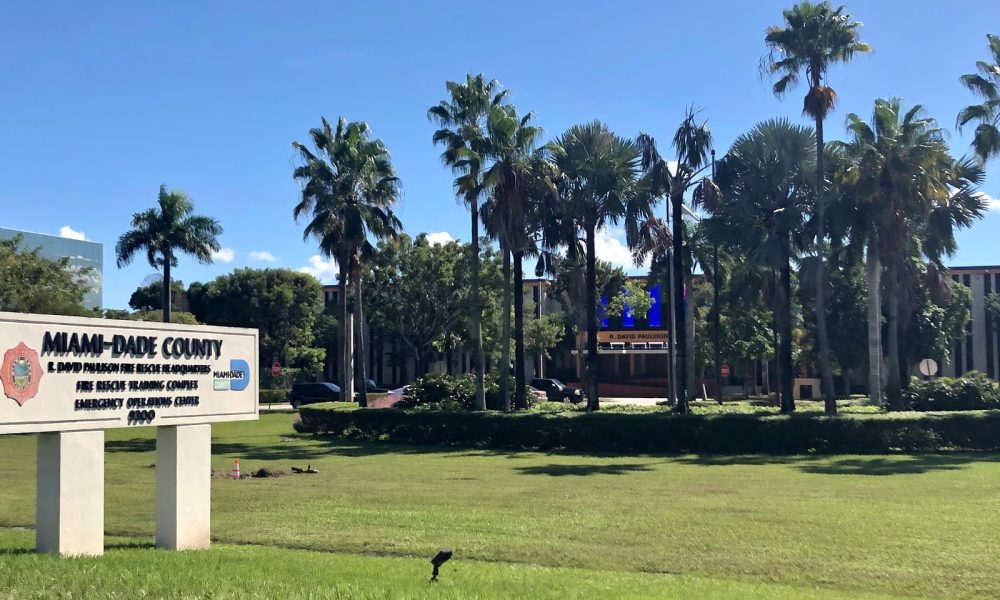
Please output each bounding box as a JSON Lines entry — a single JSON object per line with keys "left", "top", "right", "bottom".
{"left": 1, "top": 413, "right": 998, "bottom": 598}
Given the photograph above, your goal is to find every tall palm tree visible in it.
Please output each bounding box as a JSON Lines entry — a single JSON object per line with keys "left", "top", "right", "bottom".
{"left": 837, "top": 99, "right": 985, "bottom": 409}
{"left": 636, "top": 109, "right": 714, "bottom": 413}
{"left": 480, "top": 104, "right": 543, "bottom": 411}
{"left": 116, "top": 185, "right": 222, "bottom": 323}
{"left": 765, "top": 0, "right": 871, "bottom": 413}
{"left": 707, "top": 118, "right": 815, "bottom": 413}
{"left": 429, "top": 74, "right": 508, "bottom": 412}
{"left": 293, "top": 117, "right": 402, "bottom": 406}
{"left": 958, "top": 34, "right": 1000, "bottom": 164}
{"left": 827, "top": 145, "right": 884, "bottom": 405}
{"left": 547, "top": 121, "right": 648, "bottom": 411}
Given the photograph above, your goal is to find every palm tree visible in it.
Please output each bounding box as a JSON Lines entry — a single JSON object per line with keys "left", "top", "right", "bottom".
{"left": 707, "top": 118, "right": 815, "bottom": 413}
{"left": 765, "top": 0, "right": 871, "bottom": 413}
{"left": 837, "top": 99, "right": 985, "bottom": 409}
{"left": 958, "top": 34, "right": 1000, "bottom": 164}
{"left": 827, "top": 145, "right": 884, "bottom": 405}
{"left": 636, "top": 109, "right": 714, "bottom": 413}
{"left": 429, "top": 75, "right": 509, "bottom": 411}
{"left": 480, "top": 104, "right": 544, "bottom": 411}
{"left": 293, "top": 117, "right": 402, "bottom": 406}
{"left": 116, "top": 185, "right": 223, "bottom": 323}
{"left": 547, "top": 121, "right": 648, "bottom": 411}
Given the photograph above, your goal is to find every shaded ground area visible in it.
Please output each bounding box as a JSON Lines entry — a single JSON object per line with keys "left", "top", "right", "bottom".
{"left": 1, "top": 413, "right": 998, "bottom": 599}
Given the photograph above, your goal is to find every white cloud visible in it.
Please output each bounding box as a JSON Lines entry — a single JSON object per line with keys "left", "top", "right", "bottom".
{"left": 299, "top": 255, "right": 339, "bottom": 282}
{"left": 980, "top": 191, "right": 1000, "bottom": 210}
{"left": 59, "top": 225, "right": 85, "bottom": 240}
{"left": 594, "top": 227, "right": 649, "bottom": 271}
{"left": 212, "top": 247, "right": 235, "bottom": 263}
{"left": 249, "top": 250, "right": 278, "bottom": 262}
{"left": 425, "top": 231, "right": 456, "bottom": 245}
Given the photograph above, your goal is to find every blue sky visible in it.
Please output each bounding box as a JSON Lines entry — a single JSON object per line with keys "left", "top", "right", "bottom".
{"left": 2, "top": 1, "right": 999, "bottom": 309}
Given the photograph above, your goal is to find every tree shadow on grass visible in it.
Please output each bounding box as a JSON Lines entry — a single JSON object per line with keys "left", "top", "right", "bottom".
{"left": 0, "top": 540, "right": 154, "bottom": 557}
{"left": 515, "top": 463, "right": 655, "bottom": 477}
{"left": 107, "top": 434, "right": 545, "bottom": 462}
{"left": 674, "top": 454, "right": 1000, "bottom": 475}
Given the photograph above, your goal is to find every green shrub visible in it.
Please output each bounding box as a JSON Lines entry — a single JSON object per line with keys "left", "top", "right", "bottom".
{"left": 296, "top": 405, "right": 1000, "bottom": 454}
{"left": 260, "top": 389, "right": 289, "bottom": 405}
{"left": 404, "top": 372, "right": 536, "bottom": 410}
{"left": 904, "top": 372, "right": 1000, "bottom": 411}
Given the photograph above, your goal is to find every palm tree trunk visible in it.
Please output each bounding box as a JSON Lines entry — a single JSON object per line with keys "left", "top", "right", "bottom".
{"left": 772, "top": 301, "right": 782, "bottom": 407}
{"left": 162, "top": 258, "right": 172, "bottom": 323}
{"left": 814, "top": 116, "right": 837, "bottom": 414}
{"left": 338, "top": 263, "right": 353, "bottom": 403}
{"left": 585, "top": 224, "right": 600, "bottom": 411}
{"left": 666, "top": 249, "right": 676, "bottom": 404}
{"left": 470, "top": 205, "right": 486, "bottom": 411}
{"left": 885, "top": 257, "right": 903, "bottom": 409}
{"left": 500, "top": 240, "right": 512, "bottom": 412}
{"left": 685, "top": 272, "right": 696, "bottom": 401}
{"left": 672, "top": 191, "right": 688, "bottom": 412}
{"left": 866, "top": 237, "right": 883, "bottom": 405}
{"left": 779, "top": 254, "right": 795, "bottom": 413}
{"left": 513, "top": 250, "right": 527, "bottom": 410}
{"left": 355, "top": 269, "right": 368, "bottom": 408}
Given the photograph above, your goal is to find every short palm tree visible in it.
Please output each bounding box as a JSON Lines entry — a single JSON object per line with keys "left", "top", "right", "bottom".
{"left": 293, "top": 117, "right": 402, "bottom": 406}
{"left": 957, "top": 34, "right": 1000, "bottom": 164}
{"left": 837, "top": 99, "right": 985, "bottom": 409}
{"left": 547, "top": 121, "right": 648, "bottom": 411}
{"left": 765, "top": 0, "right": 871, "bottom": 413}
{"left": 636, "top": 109, "right": 714, "bottom": 413}
{"left": 116, "top": 185, "right": 223, "bottom": 323}
{"left": 429, "top": 74, "right": 508, "bottom": 411}
{"left": 708, "top": 118, "right": 816, "bottom": 413}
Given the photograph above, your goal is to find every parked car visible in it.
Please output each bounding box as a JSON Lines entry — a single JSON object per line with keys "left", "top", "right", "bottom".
{"left": 331, "top": 379, "right": 389, "bottom": 394}
{"left": 530, "top": 378, "right": 583, "bottom": 403}
{"left": 528, "top": 386, "right": 547, "bottom": 402}
{"left": 289, "top": 382, "right": 343, "bottom": 409}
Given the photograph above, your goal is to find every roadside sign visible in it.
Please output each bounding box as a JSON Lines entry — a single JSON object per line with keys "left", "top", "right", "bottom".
{"left": 271, "top": 361, "right": 281, "bottom": 377}
{"left": 720, "top": 364, "right": 731, "bottom": 378}
{"left": 918, "top": 358, "right": 938, "bottom": 377}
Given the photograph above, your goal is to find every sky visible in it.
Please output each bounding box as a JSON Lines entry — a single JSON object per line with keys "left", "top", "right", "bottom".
{"left": 2, "top": 1, "right": 999, "bottom": 309}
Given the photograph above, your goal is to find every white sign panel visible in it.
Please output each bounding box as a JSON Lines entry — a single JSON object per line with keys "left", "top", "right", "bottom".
{"left": 0, "top": 311, "right": 258, "bottom": 434}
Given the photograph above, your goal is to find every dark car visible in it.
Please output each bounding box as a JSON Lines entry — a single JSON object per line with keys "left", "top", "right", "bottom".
{"left": 530, "top": 378, "right": 583, "bottom": 403}
{"left": 289, "top": 382, "right": 343, "bottom": 409}
{"left": 331, "top": 379, "right": 389, "bottom": 394}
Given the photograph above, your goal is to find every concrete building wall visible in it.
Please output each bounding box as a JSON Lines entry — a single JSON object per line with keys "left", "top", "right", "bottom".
{"left": 944, "top": 267, "right": 1000, "bottom": 380}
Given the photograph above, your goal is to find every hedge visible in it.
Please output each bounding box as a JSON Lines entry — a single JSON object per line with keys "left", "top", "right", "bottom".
{"left": 296, "top": 403, "right": 1000, "bottom": 454}
{"left": 260, "top": 389, "right": 289, "bottom": 405}
{"left": 904, "top": 373, "right": 1000, "bottom": 411}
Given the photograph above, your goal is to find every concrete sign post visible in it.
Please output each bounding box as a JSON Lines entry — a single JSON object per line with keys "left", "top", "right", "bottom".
{"left": 0, "top": 311, "right": 258, "bottom": 556}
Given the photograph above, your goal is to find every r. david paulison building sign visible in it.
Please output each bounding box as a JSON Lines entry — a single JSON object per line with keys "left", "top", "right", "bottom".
{"left": 0, "top": 311, "right": 258, "bottom": 556}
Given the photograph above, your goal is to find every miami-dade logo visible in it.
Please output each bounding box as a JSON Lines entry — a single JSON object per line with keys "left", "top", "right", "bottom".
{"left": 1, "top": 342, "right": 43, "bottom": 406}
{"left": 213, "top": 359, "right": 250, "bottom": 392}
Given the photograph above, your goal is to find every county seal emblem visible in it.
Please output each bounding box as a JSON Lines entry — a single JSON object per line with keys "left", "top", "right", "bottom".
{"left": 1, "top": 342, "right": 43, "bottom": 406}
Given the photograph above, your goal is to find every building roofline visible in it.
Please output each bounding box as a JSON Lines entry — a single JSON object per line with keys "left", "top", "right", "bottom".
{"left": 0, "top": 226, "right": 103, "bottom": 246}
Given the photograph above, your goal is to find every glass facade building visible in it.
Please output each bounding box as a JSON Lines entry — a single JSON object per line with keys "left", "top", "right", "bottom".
{"left": 0, "top": 227, "right": 104, "bottom": 309}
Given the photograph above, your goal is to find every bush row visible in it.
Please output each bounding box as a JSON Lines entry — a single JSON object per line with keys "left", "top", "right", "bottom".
{"left": 403, "top": 373, "right": 537, "bottom": 410}
{"left": 260, "top": 389, "right": 288, "bottom": 405}
{"left": 296, "top": 404, "right": 1000, "bottom": 454}
{"left": 904, "top": 373, "right": 1000, "bottom": 411}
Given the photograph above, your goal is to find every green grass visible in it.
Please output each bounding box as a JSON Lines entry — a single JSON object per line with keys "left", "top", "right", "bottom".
{"left": 1, "top": 413, "right": 999, "bottom": 598}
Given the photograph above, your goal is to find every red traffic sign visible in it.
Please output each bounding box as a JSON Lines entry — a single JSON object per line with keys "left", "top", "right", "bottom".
{"left": 271, "top": 362, "right": 281, "bottom": 377}
{"left": 720, "top": 364, "right": 731, "bottom": 378}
